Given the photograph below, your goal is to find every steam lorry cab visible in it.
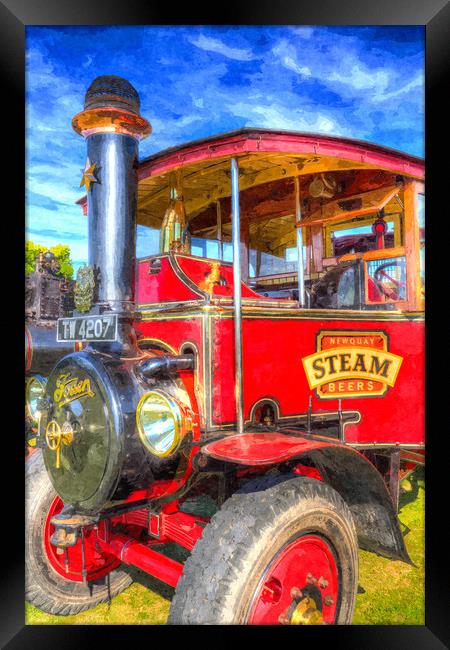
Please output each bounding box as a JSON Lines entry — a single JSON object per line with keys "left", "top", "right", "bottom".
{"left": 25, "top": 76, "right": 424, "bottom": 625}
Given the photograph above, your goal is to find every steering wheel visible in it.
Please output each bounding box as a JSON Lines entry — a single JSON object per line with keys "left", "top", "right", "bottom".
{"left": 373, "top": 261, "right": 405, "bottom": 300}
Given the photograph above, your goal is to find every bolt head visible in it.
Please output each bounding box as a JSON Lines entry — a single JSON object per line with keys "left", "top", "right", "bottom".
{"left": 278, "top": 613, "right": 290, "bottom": 625}
{"left": 324, "top": 595, "right": 334, "bottom": 606}
{"left": 290, "top": 587, "right": 303, "bottom": 600}
{"left": 197, "top": 454, "right": 208, "bottom": 468}
{"left": 318, "top": 577, "right": 329, "bottom": 589}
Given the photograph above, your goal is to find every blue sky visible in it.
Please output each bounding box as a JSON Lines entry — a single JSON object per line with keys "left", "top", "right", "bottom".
{"left": 26, "top": 26, "right": 424, "bottom": 274}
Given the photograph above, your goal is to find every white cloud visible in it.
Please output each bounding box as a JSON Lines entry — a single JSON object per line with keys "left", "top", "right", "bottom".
{"left": 189, "top": 34, "right": 255, "bottom": 61}
{"left": 272, "top": 40, "right": 311, "bottom": 77}
{"left": 270, "top": 36, "right": 421, "bottom": 111}
{"left": 315, "top": 115, "right": 336, "bottom": 132}
{"left": 327, "top": 59, "right": 391, "bottom": 94}
{"left": 289, "top": 26, "right": 315, "bottom": 39}
{"left": 27, "top": 176, "right": 81, "bottom": 205}
{"left": 177, "top": 114, "right": 203, "bottom": 128}
{"left": 229, "top": 101, "right": 342, "bottom": 135}
{"left": 375, "top": 72, "right": 423, "bottom": 101}
{"left": 282, "top": 56, "right": 311, "bottom": 77}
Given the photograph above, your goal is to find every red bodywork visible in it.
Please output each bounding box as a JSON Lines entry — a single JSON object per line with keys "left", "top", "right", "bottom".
{"left": 129, "top": 130, "right": 424, "bottom": 452}
{"left": 134, "top": 253, "right": 424, "bottom": 449}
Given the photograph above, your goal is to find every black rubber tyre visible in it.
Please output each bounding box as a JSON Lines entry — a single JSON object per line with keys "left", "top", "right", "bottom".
{"left": 168, "top": 475, "right": 358, "bottom": 624}
{"left": 25, "top": 451, "right": 132, "bottom": 616}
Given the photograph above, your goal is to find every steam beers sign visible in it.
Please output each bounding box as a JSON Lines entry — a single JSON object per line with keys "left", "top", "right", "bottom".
{"left": 302, "top": 330, "right": 403, "bottom": 399}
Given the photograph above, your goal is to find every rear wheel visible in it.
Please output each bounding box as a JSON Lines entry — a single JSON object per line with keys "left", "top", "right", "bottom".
{"left": 168, "top": 476, "right": 358, "bottom": 625}
{"left": 25, "top": 451, "right": 132, "bottom": 616}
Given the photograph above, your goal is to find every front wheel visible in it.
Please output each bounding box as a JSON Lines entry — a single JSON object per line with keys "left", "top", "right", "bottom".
{"left": 169, "top": 476, "right": 358, "bottom": 624}
{"left": 25, "top": 451, "right": 132, "bottom": 616}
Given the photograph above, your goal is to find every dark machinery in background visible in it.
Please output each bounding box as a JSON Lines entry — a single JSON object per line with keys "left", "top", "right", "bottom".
{"left": 25, "top": 252, "right": 76, "bottom": 454}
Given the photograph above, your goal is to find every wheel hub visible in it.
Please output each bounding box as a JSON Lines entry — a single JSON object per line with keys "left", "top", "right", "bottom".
{"left": 290, "top": 596, "right": 324, "bottom": 625}
{"left": 279, "top": 584, "right": 326, "bottom": 625}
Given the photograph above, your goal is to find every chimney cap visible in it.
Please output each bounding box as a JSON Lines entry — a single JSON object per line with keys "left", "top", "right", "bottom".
{"left": 84, "top": 75, "right": 140, "bottom": 115}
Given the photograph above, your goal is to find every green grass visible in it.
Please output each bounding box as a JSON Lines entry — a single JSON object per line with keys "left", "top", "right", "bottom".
{"left": 26, "top": 469, "right": 424, "bottom": 625}
{"left": 353, "top": 467, "right": 424, "bottom": 625}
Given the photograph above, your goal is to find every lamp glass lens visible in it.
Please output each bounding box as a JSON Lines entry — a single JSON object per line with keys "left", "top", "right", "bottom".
{"left": 138, "top": 392, "right": 180, "bottom": 455}
{"left": 27, "top": 377, "right": 46, "bottom": 422}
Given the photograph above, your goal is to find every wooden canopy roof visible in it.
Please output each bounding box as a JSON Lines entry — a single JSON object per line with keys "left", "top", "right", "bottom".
{"left": 76, "top": 128, "right": 424, "bottom": 231}
{"left": 134, "top": 129, "right": 424, "bottom": 230}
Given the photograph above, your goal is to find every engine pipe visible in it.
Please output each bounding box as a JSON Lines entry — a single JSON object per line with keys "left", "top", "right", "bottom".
{"left": 138, "top": 354, "right": 194, "bottom": 378}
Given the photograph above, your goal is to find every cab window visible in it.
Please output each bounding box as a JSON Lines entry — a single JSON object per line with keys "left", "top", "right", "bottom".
{"left": 310, "top": 186, "right": 415, "bottom": 309}
{"left": 331, "top": 222, "right": 395, "bottom": 255}
{"left": 366, "top": 256, "right": 407, "bottom": 303}
{"left": 248, "top": 215, "right": 299, "bottom": 277}
{"left": 191, "top": 237, "right": 233, "bottom": 261}
{"left": 324, "top": 212, "right": 402, "bottom": 259}
{"left": 337, "top": 266, "right": 357, "bottom": 307}
{"left": 137, "top": 225, "right": 159, "bottom": 258}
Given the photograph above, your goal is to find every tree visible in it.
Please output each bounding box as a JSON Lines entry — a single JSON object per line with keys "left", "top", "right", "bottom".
{"left": 25, "top": 241, "right": 74, "bottom": 279}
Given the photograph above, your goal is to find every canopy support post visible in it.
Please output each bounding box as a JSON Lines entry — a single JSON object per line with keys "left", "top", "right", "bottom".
{"left": 295, "top": 175, "right": 306, "bottom": 308}
{"left": 231, "top": 158, "right": 244, "bottom": 435}
{"left": 216, "top": 200, "right": 223, "bottom": 260}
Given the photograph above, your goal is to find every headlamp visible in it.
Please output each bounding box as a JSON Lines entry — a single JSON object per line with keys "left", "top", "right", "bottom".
{"left": 25, "top": 375, "right": 47, "bottom": 425}
{"left": 136, "top": 389, "right": 189, "bottom": 457}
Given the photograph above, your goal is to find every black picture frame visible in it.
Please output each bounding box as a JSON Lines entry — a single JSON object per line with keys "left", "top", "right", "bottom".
{"left": 3, "top": 1, "right": 449, "bottom": 647}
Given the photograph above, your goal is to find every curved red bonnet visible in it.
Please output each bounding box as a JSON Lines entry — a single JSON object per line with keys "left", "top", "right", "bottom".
{"left": 136, "top": 255, "right": 200, "bottom": 305}
{"left": 175, "top": 255, "right": 262, "bottom": 299}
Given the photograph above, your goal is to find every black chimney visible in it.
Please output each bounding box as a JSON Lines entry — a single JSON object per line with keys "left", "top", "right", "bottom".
{"left": 72, "top": 76, "right": 151, "bottom": 354}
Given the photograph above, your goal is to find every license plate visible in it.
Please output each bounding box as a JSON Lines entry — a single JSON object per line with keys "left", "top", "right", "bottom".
{"left": 57, "top": 314, "right": 118, "bottom": 342}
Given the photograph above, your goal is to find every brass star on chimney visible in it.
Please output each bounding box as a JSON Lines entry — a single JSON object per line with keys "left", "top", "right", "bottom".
{"left": 80, "top": 158, "right": 98, "bottom": 192}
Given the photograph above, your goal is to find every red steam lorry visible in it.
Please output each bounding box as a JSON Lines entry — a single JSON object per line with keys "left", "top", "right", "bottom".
{"left": 25, "top": 76, "right": 424, "bottom": 625}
